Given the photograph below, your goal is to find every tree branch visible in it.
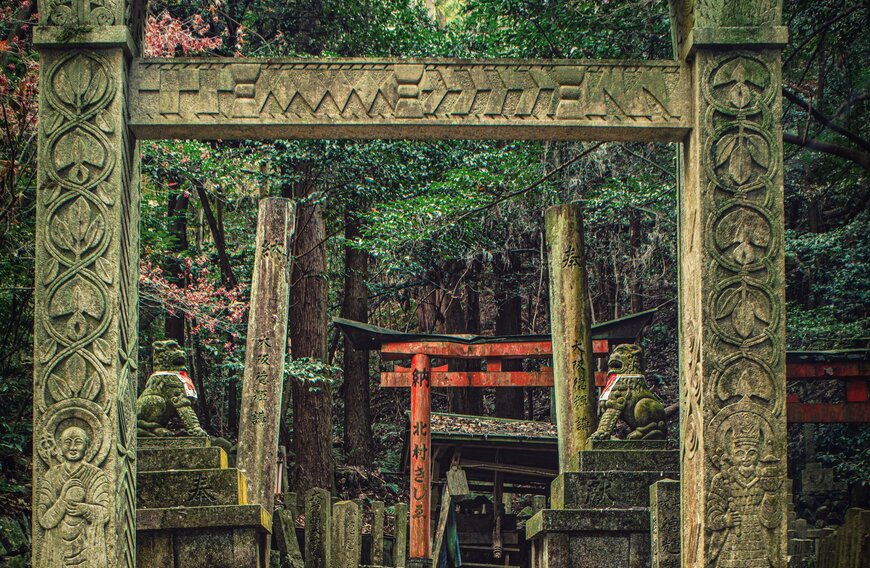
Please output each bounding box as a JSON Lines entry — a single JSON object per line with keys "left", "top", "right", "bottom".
{"left": 783, "top": 88, "right": 870, "bottom": 152}
{"left": 784, "top": 132, "right": 870, "bottom": 172}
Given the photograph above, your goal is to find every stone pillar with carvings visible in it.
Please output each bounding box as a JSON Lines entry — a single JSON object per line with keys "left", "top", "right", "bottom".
{"left": 671, "top": 0, "right": 790, "bottom": 566}
{"left": 32, "top": 2, "right": 145, "bottom": 567}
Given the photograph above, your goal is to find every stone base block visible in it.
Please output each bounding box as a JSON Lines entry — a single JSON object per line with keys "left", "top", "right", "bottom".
{"left": 528, "top": 509, "right": 651, "bottom": 568}
{"left": 137, "top": 468, "right": 248, "bottom": 508}
{"left": 139, "top": 436, "right": 211, "bottom": 449}
{"left": 137, "top": 504, "right": 271, "bottom": 568}
{"left": 138, "top": 527, "right": 269, "bottom": 568}
{"left": 578, "top": 449, "right": 678, "bottom": 472}
{"left": 139, "top": 446, "right": 228, "bottom": 471}
{"left": 551, "top": 471, "right": 677, "bottom": 509}
{"left": 585, "top": 439, "right": 671, "bottom": 451}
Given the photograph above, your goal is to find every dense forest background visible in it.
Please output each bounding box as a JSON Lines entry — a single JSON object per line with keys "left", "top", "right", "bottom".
{"left": 1, "top": 0, "right": 868, "bottom": 545}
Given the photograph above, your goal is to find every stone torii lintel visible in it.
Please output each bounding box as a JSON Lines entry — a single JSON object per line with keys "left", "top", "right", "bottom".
{"left": 128, "top": 57, "right": 692, "bottom": 142}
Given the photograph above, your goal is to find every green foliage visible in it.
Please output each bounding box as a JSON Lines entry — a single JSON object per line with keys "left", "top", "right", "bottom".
{"left": 287, "top": 357, "right": 340, "bottom": 392}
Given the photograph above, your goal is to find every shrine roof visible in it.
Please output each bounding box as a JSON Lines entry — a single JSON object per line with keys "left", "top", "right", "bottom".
{"left": 786, "top": 349, "right": 870, "bottom": 364}
{"left": 334, "top": 307, "right": 657, "bottom": 352}
{"left": 429, "top": 412, "right": 557, "bottom": 441}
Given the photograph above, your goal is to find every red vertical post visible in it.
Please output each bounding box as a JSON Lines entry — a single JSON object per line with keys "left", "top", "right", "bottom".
{"left": 410, "top": 353, "right": 432, "bottom": 559}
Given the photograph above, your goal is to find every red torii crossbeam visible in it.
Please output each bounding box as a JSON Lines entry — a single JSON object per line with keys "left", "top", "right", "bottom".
{"left": 334, "top": 311, "right": 656, "bottom": 561}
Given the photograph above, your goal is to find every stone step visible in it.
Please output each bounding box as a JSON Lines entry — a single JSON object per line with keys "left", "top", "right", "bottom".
{"left": 578, "top": 448, "right": 679, "bottom": 472}
{"left": 137, "top": 468, "right": 248, "bottom": 509}
{"left": 586, "top": 439, "right": 671, "bottom": 451}
{"left": 138, "top": 446, "right": 228, "bottom": 472}
{"left": 551, "top": 471, "right": 677, "bottom": 510}
{"left": 138, "top": 436, "right": 211, "bottom": 450}
{"left": 137, "top": 504, "right": 271, "bottom": 532}
{"left": 525, "top": 507, "right": 649, "bottom": 540}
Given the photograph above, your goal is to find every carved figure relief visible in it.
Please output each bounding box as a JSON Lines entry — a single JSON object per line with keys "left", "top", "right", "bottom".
{"left": 35, "top": 48, "right": 127, "bottom": 568}
{"left": 706, "top": 402, "right": 783, "bottom": 567}
{"left": 700, "top": 50, "right": 785, "bottom": 567}
{"left": 589, "top": 344, "right": 666, "bottom": 440}
{"left": 37, "top": 425, "right": 110, "bottom": 567}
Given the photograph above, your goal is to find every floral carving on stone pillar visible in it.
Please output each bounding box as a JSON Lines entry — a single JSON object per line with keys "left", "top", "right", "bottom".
{"left": 698, "top": 50, "right": 787, "bottom": 568}
{"left": 33, "top": 33, "right": 140, "bottom": 566}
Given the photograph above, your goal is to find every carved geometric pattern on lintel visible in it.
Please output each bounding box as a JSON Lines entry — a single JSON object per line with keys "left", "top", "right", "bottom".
{"left": 129, "top": 58, "right": 691, "bottom": 141}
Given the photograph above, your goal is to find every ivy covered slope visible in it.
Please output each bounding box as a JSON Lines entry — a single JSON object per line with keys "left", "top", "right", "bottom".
{"left": 1, "top": 1, "right": 868, "bottom": 563}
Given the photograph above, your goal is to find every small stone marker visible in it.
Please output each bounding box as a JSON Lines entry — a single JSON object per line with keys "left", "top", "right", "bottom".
{"left": 650, "top": 479, "right": 680, "bottom": 568}
{"left": 545, "top": 203, "right": 596, "bottom": 472}
{"left": 371, "top": 500, "right": 385, "bottom": 565}
{"left": 332, "top": 500, "right": 362, "bottom": 568}
{"left": 393, "top": 502, "right": 409, "bottom": 567}
{"left": 304, "top": 488, "right": 332, "bottom": 568}
{"left": 273, "top": 507, "right": 304, "bottom": 567}
{"left": 237, "top": 197, "right": 296, "bottom": 518}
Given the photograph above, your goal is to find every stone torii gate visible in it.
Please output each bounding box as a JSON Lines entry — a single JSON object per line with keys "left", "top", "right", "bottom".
{"left": 31, "top": 1, "right": 789, "bottom": 567}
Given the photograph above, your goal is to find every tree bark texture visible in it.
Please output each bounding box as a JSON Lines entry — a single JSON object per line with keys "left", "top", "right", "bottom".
{"left": 290, "top": 172, "right": 334, "bottom": 495}
{"left": 342, "top": 211, "right": 373, "bottom": 467}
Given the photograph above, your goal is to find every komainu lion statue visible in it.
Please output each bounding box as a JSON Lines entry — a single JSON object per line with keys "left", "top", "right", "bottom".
{"left": 137, "top": 340, "right": 208, "bottom": 438}
{"left": 589, "top": 343, "right": 666, "bottom": 441}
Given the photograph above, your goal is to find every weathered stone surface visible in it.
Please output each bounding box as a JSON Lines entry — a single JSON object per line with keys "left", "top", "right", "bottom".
{"left": 137, "top": 340, "right": 209, "bottom": 437}
{"left": 545, "top": 203, "right": 596, "bottom": 472}
{"left": 578, "top": 449, "right": 678, "bottom": 472}
{"left": 679, "top": 17, "right": 788, "bottom": 568}
{"left": 137, "top": 469, "right": 247, "bottom": 508}
{"left": 138, "top": 446, "right": 227, "bottom": 472}
{"left": 586, "top": 438, "right": 670, "bottom": 451}
{"left": 526, "top": 508, "right": 650, "bottom": 540}
{"left": 650, "top": 479, "right": 680, "bottom": 568}
{"left": 588, "top": 344, "right": 667, "bottom": 441}
{"left": 138, "top": 527, "right": 268, "bottom": 568}
{"left": 138, "top": 436, "right": 211, "bottom": 450}
{"left": 551, "top": 471, "right": 676, "bottom": 510}
{"left": 331, "top": 501, "right": 362, "bottom": 568}
{"left": 393, "top": 502, "right": 408, "bottom": 567}
{"left": 137, "top": 504, "right": 271, "bottom": 532}
{"left": 371, "top": 500, "right": 385, "bottom": 565}
{"left": 304, "top": 488, "right": 331, "bottom": 568}
{"left": 32, "top": 23, "right": 144, "bottom": 567}
{"left": 272, "top": 508, "right": 304, "bottom": 567}
{"left": 129, "top": 59, "right": 691, "bottom": 142}
{"left": 237, "top": 197, "right": 295, "bottom": 520}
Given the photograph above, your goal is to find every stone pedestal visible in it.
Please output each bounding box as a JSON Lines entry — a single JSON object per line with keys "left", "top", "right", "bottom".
{"left": 527, "top": 440, "right": 678, "bottom": 568}
{"left": 136, "top": 437, "right": 272, "bottom": 568}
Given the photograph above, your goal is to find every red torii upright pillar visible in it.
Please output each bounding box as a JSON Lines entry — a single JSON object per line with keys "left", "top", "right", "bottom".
{"left": 379, "top": 337, "right": 613, "bottom": 561}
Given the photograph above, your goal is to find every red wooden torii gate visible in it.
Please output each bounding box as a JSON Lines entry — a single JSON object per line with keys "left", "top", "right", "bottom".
{"left": 336, "top": 316, "right": 870, "bottom": 561}
{"left": 335, "top": 309, "right": 656, "bottom": 560}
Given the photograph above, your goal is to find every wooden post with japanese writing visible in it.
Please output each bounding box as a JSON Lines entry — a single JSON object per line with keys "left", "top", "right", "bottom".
{"left": 545, "top": 203, "right": 596, "bottom": 472}
{"left": 409, "top": 353, "right": 432, "bottom": 560}
{"left": 237, "top": 197, "right": 296, "bottom": 522}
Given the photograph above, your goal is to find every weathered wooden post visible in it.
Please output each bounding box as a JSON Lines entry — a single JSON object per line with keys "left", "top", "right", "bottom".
{"left": 237, "top": 197, "right": 295, "bottom": 519}
{"left": 545, "top": 203, "right": 596, "bottom": 472}
{"left": 409, "top": 353, "right": 432, "bottom": 562}
{"left": 305, "top": 488, "right": 332, "bottom": 568}
{"left": 32, "top": 3, "right": 146, "bottom": 567}
{"left": 672, "top": 1, "right": 789, "bottom": 566}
